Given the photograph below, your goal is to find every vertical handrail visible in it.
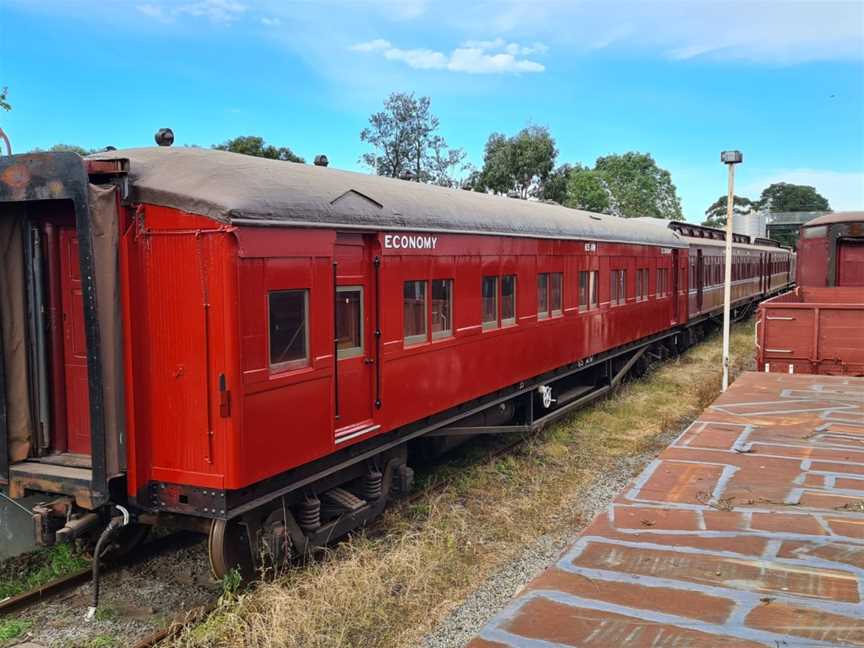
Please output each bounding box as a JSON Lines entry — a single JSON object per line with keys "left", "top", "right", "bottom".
{"left": 332, "top": 262, "right": 339, "bottom": 420}
{"left": 373, "top": 255, "right": 382, "bottom": 409}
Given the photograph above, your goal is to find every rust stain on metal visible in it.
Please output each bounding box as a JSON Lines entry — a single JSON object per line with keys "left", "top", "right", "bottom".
{"left": 1, "top": 162, "right": 30, "bottom": 191}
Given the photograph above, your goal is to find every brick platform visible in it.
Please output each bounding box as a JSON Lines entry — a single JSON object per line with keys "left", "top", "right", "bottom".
{"left": 469, "top": 372, "right": 864, "bottom": 647}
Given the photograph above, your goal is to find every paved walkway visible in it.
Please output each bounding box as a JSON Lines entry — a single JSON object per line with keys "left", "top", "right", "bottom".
{"left": 470, "top": 372, "right": 864, "bottom": 647}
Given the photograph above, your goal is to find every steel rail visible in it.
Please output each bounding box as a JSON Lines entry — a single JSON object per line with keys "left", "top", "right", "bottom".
{"left": 0, "top": 531, "right": 197, "bottom": 617}
{"left": 0, "top": 567, "right": 92, "bottom": 614}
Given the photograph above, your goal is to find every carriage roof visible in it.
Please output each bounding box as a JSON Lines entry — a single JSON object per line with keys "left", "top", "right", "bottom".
{"left": 89, "top": 147, "right": 686, "bottom": 248}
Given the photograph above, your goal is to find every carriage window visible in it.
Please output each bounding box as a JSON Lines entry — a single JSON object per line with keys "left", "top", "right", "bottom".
{"left": 537, "top": 273, "right": 549, "bottom": 319}
{"left": 501, "top": 274, "right": 516, "bottom": 326}
{"left": 404, "top": 280, "right": 427, "bottom": 345}
{"left": 431, "top": 279, "right": 453, "bottom": 339}
{"left": 578, "top": 271, "right": 589, "bottom": 311}
{"left": 803, "top": 225, "right": 827, "bottom": 239}
{"left": 269, "top": 289, "right": 309, "bottom": 370}
{"left": 550, "top": 272, "right": 563, "bottom": 316}
{"left": 657, "top": 268, "right": 669, "bottom": 297}
{"left": 482, "top": 276, "right": 498, "bottom": 329}
{"left": 590, "top": 271, "right": 599, "bottom": 308}
{"left": 635, "top": 268, "right": 648, "bottom": 301}
{"left": 336, "top": 287, "right": 363, "bottom": 359}
{"left": 610, "top": 269, "right": 627, "bottom": 305}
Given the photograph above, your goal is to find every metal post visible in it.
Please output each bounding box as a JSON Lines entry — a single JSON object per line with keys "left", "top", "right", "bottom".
{"left": 720, "top": 150, "right": 743, "bottom": 391}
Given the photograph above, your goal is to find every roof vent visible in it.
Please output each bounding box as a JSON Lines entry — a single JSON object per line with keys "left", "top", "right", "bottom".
{"left": 314, "top": 154, "right": 329, "bottom": 167}
{"left": 155, "top": 128, "right": 174, "bottom": 147}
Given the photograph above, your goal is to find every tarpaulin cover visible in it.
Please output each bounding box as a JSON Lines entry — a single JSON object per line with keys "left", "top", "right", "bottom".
{"left": 0, "top": 185, "right": 124, "bottom": 473}
{"left": 89, "top": 147, "right": 686, "bottom": 249}
{"left": 89, "top": 184, "right": 125, "bottom": 476}
{"left": 0, "top": 207, "right": 33, "bottom": 462}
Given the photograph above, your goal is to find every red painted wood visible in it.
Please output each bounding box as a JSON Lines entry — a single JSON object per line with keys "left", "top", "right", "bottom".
{"left": 120, "top": 204, "right": 794, "bottom": 497}
{"left": 837, "top": 240, "right": 864, "bottom": 287}
{"left": 59, "top": 227, "right": 91, "bottom": 455}
{"left": 757, "top": 286, "right": 864, "bottom": 375}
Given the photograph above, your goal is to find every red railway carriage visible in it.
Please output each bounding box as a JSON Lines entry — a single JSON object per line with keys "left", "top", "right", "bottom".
{"left": 0, "top": 147, "right": 793, "bottom": 578}
{"left": 796, "top": 211, "right": 864, "bottom": 287}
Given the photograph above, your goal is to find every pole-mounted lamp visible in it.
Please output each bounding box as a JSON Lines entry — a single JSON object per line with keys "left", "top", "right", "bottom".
{"left": 720, "top": 150, "right": 743, "bottom": 391}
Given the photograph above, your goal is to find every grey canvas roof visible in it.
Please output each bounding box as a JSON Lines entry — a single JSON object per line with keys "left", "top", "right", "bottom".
{"left": 89, "top": 147, "right": 685, "bottom": 248}
{"left": 802, "top": 211, "right": 864, "bottom": 227}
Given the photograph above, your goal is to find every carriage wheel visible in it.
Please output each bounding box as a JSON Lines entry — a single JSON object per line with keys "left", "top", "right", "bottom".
{"left": 208, "top": 508, "right": 294, "bottom": 582}
{"left": 208, "top": 517, "right": 255, "bottom": 582}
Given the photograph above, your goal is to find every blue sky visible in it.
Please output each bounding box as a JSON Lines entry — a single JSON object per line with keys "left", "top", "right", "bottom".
{"left": 2, "top": 0, "right": 863, "bottom": 220}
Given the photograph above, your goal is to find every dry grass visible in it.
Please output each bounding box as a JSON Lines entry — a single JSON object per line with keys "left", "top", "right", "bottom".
{"left": 171, "top": 321, "right": 755, "bottom": 648}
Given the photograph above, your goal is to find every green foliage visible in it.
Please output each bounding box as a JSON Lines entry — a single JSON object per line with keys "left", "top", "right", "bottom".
{"left": 93, "top": 605, "right": 118, "bottom": 621}
{"left": 757, "top": 182, "right": 830, "bottom": 212}
{"left": 564, "top": 167, "right": 612, "bottom": 213}
{"left": 0, "top": 86, "right": 10, "bottom": 112}
{"left": 86, "top": 635, "right": 120, "bottom": 648}
{"left": 538, "top": 163, "right": 573, "bottom": 204}
{"left": 593, "top": 152, "right": 683, "bottom": 219}
{"left": 0, "top": 543, "right": 89, "bottom": 599}
{"left": 360, "top": 92, "right": 466, "bottom": 186}
{"left": 221, "top": 567, "right": 243, "bottom": 599}
{"left": 0, "top": 619, "right": 31, "bottom": 641}
{"left": 702, "top": 194, "right": 754, "bottom": 228}
{"left": 477, "top": 126, "right": 557, "bottom": 199}
{"left": 213, "top": 135, "right": 304, "bottom": 163}
{"left": 28, "top": 144, "right": 98, "bottom": 156}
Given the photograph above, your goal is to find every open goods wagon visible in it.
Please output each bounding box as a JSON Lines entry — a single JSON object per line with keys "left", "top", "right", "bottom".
{"left": 756, "top": 211, "right": 864, "bottom": 376}
{"left": 0, "top": 146, "right": 794, "bottom": 579}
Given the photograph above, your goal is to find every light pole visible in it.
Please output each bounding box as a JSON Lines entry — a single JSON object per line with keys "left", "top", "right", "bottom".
{"left": 720, "top": 150, "right": 742, "bottom": 391}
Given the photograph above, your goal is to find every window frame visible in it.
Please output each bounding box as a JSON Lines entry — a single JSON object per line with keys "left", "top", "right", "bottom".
{"left": 482, "top": 275, "right": 499, "bottom": 330}
{"left": 268, "top": 288, "right": 310, "bottom": 373}
{"left": 431, "top": 278, "right": 454, "bottom": 340}
{"left": 537, "top": 272, "right": 549, "bottom": 319}
{"left": 578, "top": 270, "right": 589, "bottom": 312}
{"left": 335, "top": 285, "right": 364, "bottom": 360}
{"left": 501, "top": 274, "right": 517, "bottom": 327}
{"left": 636, "top": 268, "right": 649, "bottom": 301}
{"left": 403, "top": 279, "right": 429, "bottom": 346}
{"left": 550, "top": 272, "right": 563, "bottom": 316}
{"left": 610, "top": 269, "right": 627, "bottom": 306}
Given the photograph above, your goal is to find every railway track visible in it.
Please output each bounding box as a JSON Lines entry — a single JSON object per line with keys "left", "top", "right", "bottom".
{"left": 0, "top": 531, "right": 201, "bottom": 618}
{"left": 0, "top": 566, "right": 93, "bottom": 615}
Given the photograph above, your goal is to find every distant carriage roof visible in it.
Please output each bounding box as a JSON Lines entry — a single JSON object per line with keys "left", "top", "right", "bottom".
{"left": 802, "top": 211, "right": 864, "bottom": 227}
{"left": 88, "top": 147, "right": 685, "bottom": 248}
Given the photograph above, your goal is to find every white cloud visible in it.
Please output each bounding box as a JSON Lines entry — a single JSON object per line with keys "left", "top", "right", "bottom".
{"left": 351, "top": 37, "right": 547, "bottom": 74}
{"left": 260, "top": 16, "right": 280, "bottom": 26}
{"left": 351, "top": 39, "right": 392, "bottom": 52}
{"left": 136, "top": 0, "right": 247, "bottom": 24}
{"left": 384, "top": 47, "right": 449, "bottom": 69}
{"left": 461, "top": 38, "right": 548, "bottom": 56}
{"left": 743, "top": 169, "right": 864, "bottom": 212}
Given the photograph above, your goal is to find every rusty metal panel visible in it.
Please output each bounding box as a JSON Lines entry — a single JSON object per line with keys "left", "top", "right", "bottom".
{"left": 469, "top": 372, "right": 864, "bottom": 648}
{"left": 758, "top": 287, "right": 864, "bottom": 376}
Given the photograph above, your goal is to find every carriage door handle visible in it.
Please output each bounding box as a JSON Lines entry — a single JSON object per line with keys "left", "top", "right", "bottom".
{"left": 364, "top": 357, "right": 375, "bottom": 365}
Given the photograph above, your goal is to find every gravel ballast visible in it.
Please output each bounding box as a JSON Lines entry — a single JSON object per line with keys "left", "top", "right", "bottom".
{"left": 419, "top": 435, "right": 679, "bottom": 648}
{"left": 8, "top": 535, "right": 217, "bottom": 648}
